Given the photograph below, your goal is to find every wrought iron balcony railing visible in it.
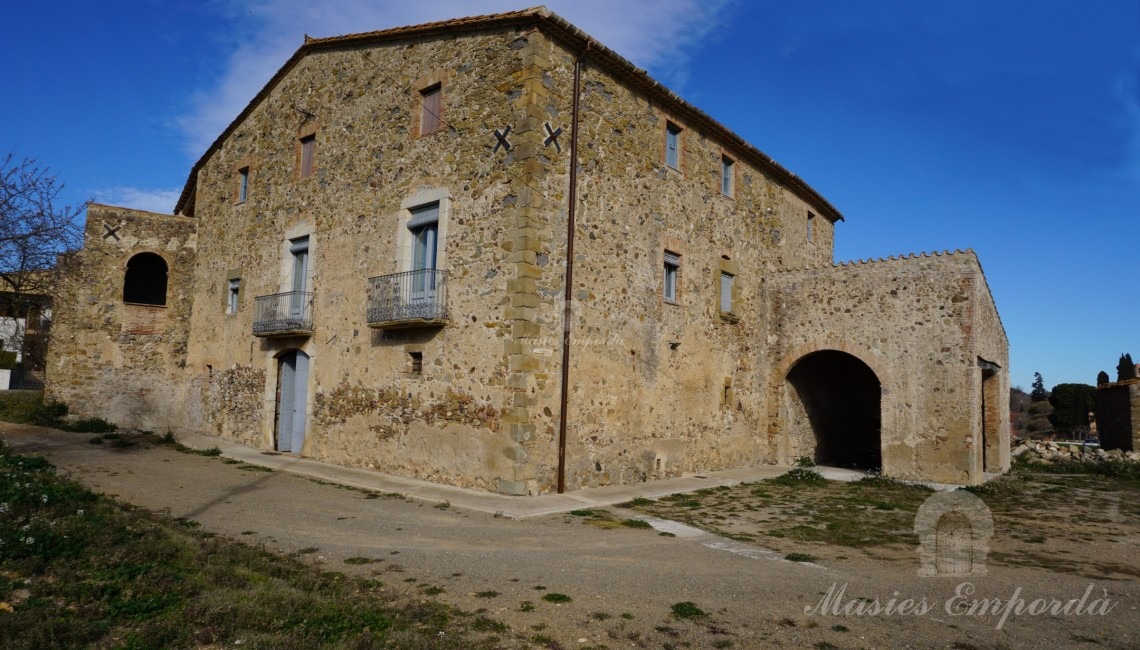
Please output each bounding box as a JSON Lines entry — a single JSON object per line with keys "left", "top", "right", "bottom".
{"left": 252, "top": 291, "right": 313, "bottom": 337}
{"left": 367, "top": 269, "right": 448, "bottom": 329}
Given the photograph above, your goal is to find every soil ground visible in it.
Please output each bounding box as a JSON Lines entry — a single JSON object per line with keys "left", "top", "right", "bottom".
{"left": 3, "top": 424, "right": 1138, "bottom": 649}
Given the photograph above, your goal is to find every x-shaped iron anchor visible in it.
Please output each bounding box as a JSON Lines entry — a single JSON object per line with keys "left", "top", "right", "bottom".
{"left": 543, "top": 122, "right": 563, "bottom": 153}
{"left": 102, "top": 222, "right": 123, "bottom": 241}
{"left": 493, "top": 125, "right": 512, "bottom": 153}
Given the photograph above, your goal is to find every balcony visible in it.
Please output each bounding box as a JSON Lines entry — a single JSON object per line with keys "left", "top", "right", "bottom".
{"left": 367, "top": 269, "right": 448, "bottom": 329}
{"left": 252, "top": 291, "right": 313, "bottom": 337}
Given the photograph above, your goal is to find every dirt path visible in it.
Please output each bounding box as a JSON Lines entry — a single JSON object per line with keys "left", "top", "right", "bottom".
{"left": 4, "top": 424, "right": 1137, "bottom": 649}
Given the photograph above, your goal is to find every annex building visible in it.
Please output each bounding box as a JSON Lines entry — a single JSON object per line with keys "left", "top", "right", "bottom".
{"left": 47, "top": 7, "right": 1009, "bottom": 494}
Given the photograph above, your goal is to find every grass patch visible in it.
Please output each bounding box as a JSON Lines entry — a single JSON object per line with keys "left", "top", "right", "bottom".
{"left": 541, "top": 593, "right": 572, "bottom": 603}
{"left": 785, "top": 552, "right": 816, "bottom": 563}
{"left": 616, "top": 496, "right": 653, "bottom": 507}
{"left": 0, "top": 441, "right": 509, "bottom": 649}
{"left": 0, "top": 393, "right": 117, "bottom": 433}
{"left": 670, "top": 601, "right": 707, "bottom": 619}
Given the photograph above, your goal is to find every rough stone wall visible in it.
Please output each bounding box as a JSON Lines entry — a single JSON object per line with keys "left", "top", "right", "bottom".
{"left": 46, "top": 204, "right": 198, "bottom": 432}
{"left": 46, "top": 15, "right": 1010, "bottom": 493}
{"left": 765, "top": 251, "right": 1009, "bottom": 484}
{"left": 181, "top": 27, "right": 563, "bottom": 492}
{"left": 1096, "top": 381, "right": 1140, "bottom": 451}
{"left": 517, "top": 44, "right": 839, "bottom": 491}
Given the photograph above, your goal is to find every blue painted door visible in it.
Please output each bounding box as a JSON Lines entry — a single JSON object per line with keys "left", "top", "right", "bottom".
{"left": 275, "top": 350, "right": 309, "bottom": 453}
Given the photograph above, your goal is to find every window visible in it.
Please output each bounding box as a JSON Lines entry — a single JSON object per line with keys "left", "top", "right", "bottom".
{"left": 665, "top": 123, "right": 681, "bottom": 170}
{"left": 237, "top": 167, "right": 250, "bottom": 202}
{"left": 807, "top": 211, "right": 815, "bottom": 243}
{"left": 123, "top": 252, "right": 169, "bottom": 306}
{"left": 721, "top": 156, "right": 734, "bottom": 197}
{"left": 299, "top": 135, "right": 315, "bottom": 178}
{"left": 290, "top": 237, "right": 309, "bottom": 294}
{"left": 409, "top": 351, "right": 423, "bottom": 376}
{"left": 663, "top": 251, "right": 680, "bottom": 303}
{"left": 227, "top": 279, "right": 241, "bottom": 314}
{"left": 420, "top": 84, "right": 442, "bottom": 136}
{"left": 720, "top": 272, "right": 734, "bottom": 314}
{"left": 408, "top": 203, "right": 439, "bottom": 299}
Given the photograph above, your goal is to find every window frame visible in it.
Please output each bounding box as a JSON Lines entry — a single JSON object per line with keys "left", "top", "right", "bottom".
{"left": 419, "top": 83, "right": 442, "bottom": 137}
{"left": 663, "top": 250, "right": 680, "bottom": 304}
{"left": 237, "top": 167, "right": 250, "bottom": 203}
{"left": 227, "top": 278, "right": 241, "bottom": 314}
{"left": 299, "top": 134, "right": 316, "bottom": 178}
{"left": 665, "top": 122, "right": 682, "bottom": 170}
{"left": 719, "top": 271, "right": 735, "bottom": 315}
{"left": 720, "top": 155, "right": 734, "bottom": 198}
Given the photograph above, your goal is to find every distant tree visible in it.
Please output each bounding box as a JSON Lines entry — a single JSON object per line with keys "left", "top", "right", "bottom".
{"left": 1097, "top": 371, "right": 1110, "bottom": 386}
{"left": 1117, "top": 354, "right": 1137, "bottom": 382}
{"left": 1030, "top": 372, "right": 1048, "bottom": 402}
{"left": 0, "top": 153, "right": 83, "bottom": 368}
{"left": 1009, "top": 386, "right": 1030, "bottom": 412}
{"left": 1048, "top": 383, "right": 1096, "bottom": 437}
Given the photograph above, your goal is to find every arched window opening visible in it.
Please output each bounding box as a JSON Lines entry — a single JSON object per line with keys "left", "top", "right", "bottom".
{"left": 123, "top": 253, "right": 169, "bottom": 306}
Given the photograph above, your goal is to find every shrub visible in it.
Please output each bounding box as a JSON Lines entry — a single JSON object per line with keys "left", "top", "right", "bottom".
{"left": 0, "top": 393, "right": 68, "bottom": 427}
{"left": 670, "top": 601, "right": 706, "bottom": 619}
{"left": 62, "top": 418, "right": 117, "bottom": 434}
{"left": 771, "top": 468, "right": 827, "bottom": 486}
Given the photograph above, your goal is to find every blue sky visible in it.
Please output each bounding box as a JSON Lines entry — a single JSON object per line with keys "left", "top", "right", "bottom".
{"left": 3, "top": 1, "right": 1137, "bottom": 390}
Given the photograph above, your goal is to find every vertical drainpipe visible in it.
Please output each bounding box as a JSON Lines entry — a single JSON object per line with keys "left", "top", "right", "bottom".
{"left": 557, "top": 43, "right": 589, "bottom": 494}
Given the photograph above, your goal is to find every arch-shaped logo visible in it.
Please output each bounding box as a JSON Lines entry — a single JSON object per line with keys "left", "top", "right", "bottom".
{"left": 914, "top": 490, "right": 993, "bottom": 577}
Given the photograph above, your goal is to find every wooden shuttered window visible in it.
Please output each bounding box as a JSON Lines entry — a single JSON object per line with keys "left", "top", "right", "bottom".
{"left": 420, "top": 84, "right": 442, "bottom": 135}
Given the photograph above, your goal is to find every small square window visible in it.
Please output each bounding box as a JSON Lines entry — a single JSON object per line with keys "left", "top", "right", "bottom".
{"left": 420, "top": 84, "right": 442, "bottom": 136}
{"left": 237, "top": 167, "right": 249, "bottom": 203}
{"left": 807, "top": 211, "right": 815, "bottom": 243}
{"left": 663, "top": 251, "right": 680, "bottom": 303}
{"left": 720, "top": 272, "right": 734, "bottom": 314}
{"left": 409, "top": 351, "right": 423, "bottom": 376}
{"left": 665, "top": 123, "right": 681, "bottom": 169}
{"left": 227, "top": 279, "right": 240, "bottom": 314}
{"left": 721, "top": 156, "right": 734, "bottom": 197}
{"left": 299, "top": 135, "right": 316, "bottom": 177}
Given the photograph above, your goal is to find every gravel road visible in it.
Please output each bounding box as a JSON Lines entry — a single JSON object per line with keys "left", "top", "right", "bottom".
{"left": 3, "top": 424, "right": 1136, "bottom": 649}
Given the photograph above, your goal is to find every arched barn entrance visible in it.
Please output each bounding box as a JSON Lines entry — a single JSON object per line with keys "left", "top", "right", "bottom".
{"left": 786, "top": 350, "right": 882, "bottom": 470}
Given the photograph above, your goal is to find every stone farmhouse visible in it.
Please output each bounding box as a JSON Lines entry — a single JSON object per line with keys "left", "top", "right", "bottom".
{"left": 46, "top": 7, "right": 1009, "bottom": 494}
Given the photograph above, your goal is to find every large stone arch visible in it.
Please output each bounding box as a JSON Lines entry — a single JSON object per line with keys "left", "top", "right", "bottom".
{"left": 770, "top": 342, "right": 891, "bottom": 470}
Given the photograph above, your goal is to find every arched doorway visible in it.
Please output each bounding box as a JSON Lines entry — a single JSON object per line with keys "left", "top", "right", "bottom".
{"left": 274, "top": 349, "right": 310, "bottom": 453}
{"left": 786, "top": 350, "right": 881, "bottom": 470}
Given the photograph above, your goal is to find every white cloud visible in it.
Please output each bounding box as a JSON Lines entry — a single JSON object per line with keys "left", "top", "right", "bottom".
{"left": 176, "top": 0, "right": 734, "bottom": 157}
{"left": 93, "top": 187, "right": 182, "bottom": 214}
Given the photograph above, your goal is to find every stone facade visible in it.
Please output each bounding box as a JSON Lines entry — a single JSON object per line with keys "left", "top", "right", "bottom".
{"left": 47, "top": 8, "right": 1009, "bottom": 492}
{"left": 47, "top": 204, "right": 198, "bottom": 432}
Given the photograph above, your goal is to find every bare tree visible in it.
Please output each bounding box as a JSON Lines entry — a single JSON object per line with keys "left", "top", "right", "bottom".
{"left": 0, "top": 152, "right": 84, "bottom": 371}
